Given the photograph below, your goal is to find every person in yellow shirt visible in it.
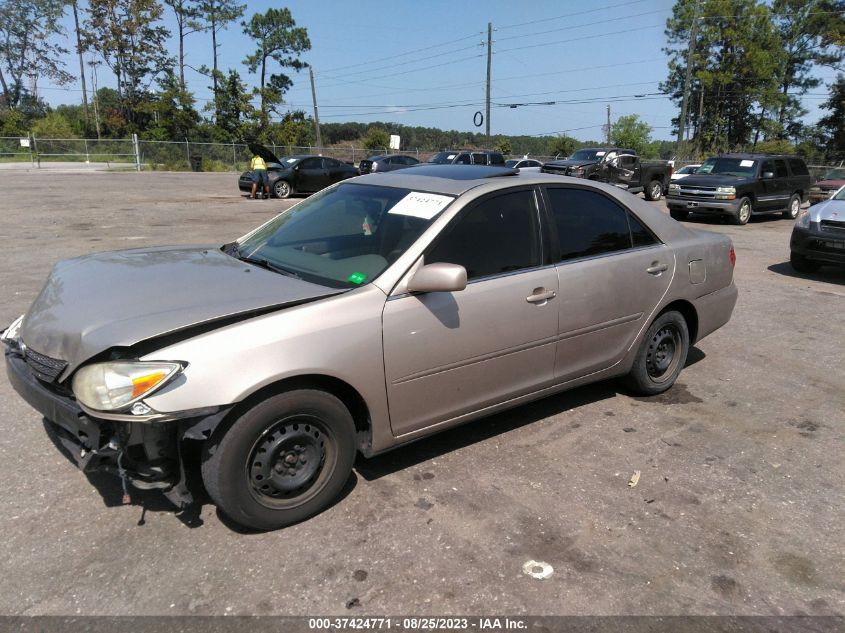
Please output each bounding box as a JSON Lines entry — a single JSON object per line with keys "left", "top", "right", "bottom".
{"left": 249, "top": 153, "right": 271, "bottom": 199}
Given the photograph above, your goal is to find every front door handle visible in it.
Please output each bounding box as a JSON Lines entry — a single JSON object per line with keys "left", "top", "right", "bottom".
{"left": 647, "top": 262, "right": 669, "bottom": 275}
{"left": 526, "top": 288, "right": 556, "bottom": 304}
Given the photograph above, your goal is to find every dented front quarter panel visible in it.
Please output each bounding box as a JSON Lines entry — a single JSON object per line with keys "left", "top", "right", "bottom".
{"left": 140, "top": 284, "right": 394, "bottom": 453}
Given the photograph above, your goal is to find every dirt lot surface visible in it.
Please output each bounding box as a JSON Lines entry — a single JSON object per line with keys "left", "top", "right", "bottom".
{"left": 0, "top": 171, "right": 842, "bottom": 617}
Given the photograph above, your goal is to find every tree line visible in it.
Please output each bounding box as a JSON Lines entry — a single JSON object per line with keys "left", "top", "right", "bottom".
{"left": 0, "top": 0, "right": 843, "bottom": 162}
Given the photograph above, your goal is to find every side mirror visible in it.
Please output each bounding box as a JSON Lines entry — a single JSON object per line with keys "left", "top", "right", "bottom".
{"left": 407, "top": 263, "right": 467, "bottom": 294}
{"left": 762, "top": 171, "right": 774, "bottom": 179}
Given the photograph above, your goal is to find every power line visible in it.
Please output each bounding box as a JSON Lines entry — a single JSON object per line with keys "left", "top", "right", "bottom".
{"left": 496, "top": 0, "right": 649, "bottom": 31}
{"left": 497, "top": 23, "right": 665, "bottom": 55}
{"left": 496, "top": 8, "right": 667, "bottom": 43}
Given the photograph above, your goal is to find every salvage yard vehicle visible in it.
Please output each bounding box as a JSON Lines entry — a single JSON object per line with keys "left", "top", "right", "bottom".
{"left": 3, "top": 165, "right": 737, "bottom": 531}
{"left": 237, "top": 143, "right": 357, "bottom": 199}
{"left": 426, "top": 150, "right": 506, "bottom": 166}
{"left": 666, "top": 153, "right": 812, "bottom": 225}
{"left": 790, "top": 185, "right": 845, "bottom": 273}
{"left": 541, "top": 148, "right": 673, "bottom": 201}
{"left": 358, "top": 154, "right": 420, "bottom": 174}
{"left": 808, "top": 167, "right": 845, "bottom": 205}
{"left": 670, "top": 164, "right": 701, "bottom": 181}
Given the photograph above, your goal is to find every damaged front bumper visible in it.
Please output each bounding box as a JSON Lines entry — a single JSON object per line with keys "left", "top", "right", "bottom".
{"left": 5, "top": 347, "right": 230, "bottom": 509}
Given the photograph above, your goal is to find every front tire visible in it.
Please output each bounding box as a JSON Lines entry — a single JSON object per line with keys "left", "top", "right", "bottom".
{"left": 201, "top": 389, "right": 356, "bottom": 531}
{"left": 783, "top": 194, "right": 801, "bottom": 219}
{"left": 273, "top": 179, "right": 292, "bottom": 199}
{"left": 644, "top": 179, "right": 663, "bottom": 201}
{"left": 790, "top": 251, "right": 821, "bottom": 274}
{"left": 623, "top": 310, "right": 689, "bottom": 396}
{"left": 731, "top": 197, "right": 752, "bottom": 225}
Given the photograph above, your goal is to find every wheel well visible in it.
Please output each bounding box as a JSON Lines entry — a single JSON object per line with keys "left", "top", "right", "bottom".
{"left": 659, "top": 300, "right": 699, "bottom": 344}
{"left": 211, "top": 375, "right": 372, "bottom": 449}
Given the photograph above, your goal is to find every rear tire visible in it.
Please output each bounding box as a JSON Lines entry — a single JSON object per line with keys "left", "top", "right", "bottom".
{"left": 273, "top": 179, "right": 292, "bottom": 199}
{"left": 790, "top": 251, "right": 821, "bottom": 274}
{"left": 201, "top": 389, "right": 356, "bottom": 531}
{"left": 670, "top": 208, "right": 689, "bottom": 221}
{"left": 644, "top": 179, "right": 663, "bottom": 201}
{"left": 731, "top": 197, "right": 752, "bottom": 225}
{"left": 783, "top": 194, "right": 801, "bottom": 219}
{"left": 623, "top": 311, "right": 689, "bottom": 396}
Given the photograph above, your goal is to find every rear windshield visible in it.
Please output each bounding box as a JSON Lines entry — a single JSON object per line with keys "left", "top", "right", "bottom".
{"left": 235, "top": 183, "right": 454, "bottom": 288}
{"left": 696, "top": 157, "right": 757, "bottom": 177}
{"left": 505, "top": 159, "right": 518, "bottom": 168}
{"left": 428, "top": 152, "right": 457, "bottom": 164}
{"left": 822, "top": 168, "right": 845, "bottom": 180}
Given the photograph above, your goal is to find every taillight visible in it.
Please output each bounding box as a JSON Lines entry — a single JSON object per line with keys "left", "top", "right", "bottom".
{"left": 729, "top": 246, "right": 736, "bottom": 268}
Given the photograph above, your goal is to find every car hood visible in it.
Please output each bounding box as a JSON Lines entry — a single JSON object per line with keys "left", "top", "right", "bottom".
{"left": 674, "top": 174, "right": 749, "bottom": 187}
{"left": 807, "top": 198, "right": 845, "bottom": 223}
{"left": 814, "top": 178, "right": 845, "bottom": 190}
{"left": 20, "top": 245, "right": 343, "bottom": 373}
{"left": 544, "top": 159, "right": 597, "bottom": 168}
{"left": 248, "top": 142, "right": 282, "bottom": 165}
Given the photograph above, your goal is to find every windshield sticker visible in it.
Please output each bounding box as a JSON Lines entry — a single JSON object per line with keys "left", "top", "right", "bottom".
{"left": 285, "top": 158, "right": 297, "bottom": 164}
{"left": 447, "top": 154, "right": 456, "bottom": 160}
{"left": 348, "top": 272, "right": 367, "bottom": 285}
{"left": 740, "top": 160, "right": 755, "bottom": 167}
{"left": 388, "top": 192, "right": 454, "bottom": 220}
{"left": 596, "top": 151, "right": 606, "bottom": 156}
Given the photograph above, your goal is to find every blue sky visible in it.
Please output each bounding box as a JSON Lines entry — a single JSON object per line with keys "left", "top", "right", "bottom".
{"left": 43, "top": 0, "right": 840, "bottom": 142}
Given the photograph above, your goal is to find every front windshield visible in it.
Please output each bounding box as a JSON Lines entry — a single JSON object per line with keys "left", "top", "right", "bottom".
{"left": 569, "top": 149, "right": 606, "bottom": 161}
{"left": 677, "top": 165, "right": 699, "bottom": 174}
{"left": 696, "top": 157, "right": 757, "bottom": 177}
{"left": 822, "top": 168, "right": 845, "bottom": 180}
{"left": 428, "top": 152, "right": 457, "bottom": 164}
{"left": 833, "top": 187, "right": 845, "bottom": 201}
{"left": 234, "top": 183, "right": 454, "bottom": 288}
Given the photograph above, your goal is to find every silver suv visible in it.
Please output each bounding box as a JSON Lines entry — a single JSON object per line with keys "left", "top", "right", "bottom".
{"left": 3, "top": 165, "right": 737, "bottom": 530}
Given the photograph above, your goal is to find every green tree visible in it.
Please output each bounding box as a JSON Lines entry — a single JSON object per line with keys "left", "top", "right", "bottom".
{"left": 611, "top": 114, "right": 653, "bottom": 155}
{"left": 663, "top": 0, "right": 782, "bottom": 153}
{"left": 141, "top": 70, "right": 199, "bottom": 140}
{"left": 242, "top": 8, "right": 309, "bottom": 126}
{"left": 494, "top": 138, "right": 512, "bottom": 155}
{"left": 0, "top": 0, "right": 72, "bottom": 110}
{"left": 31, "top": 110, "right": 76, "bottom": 137}
{"left": 196, "top": 0, "right": 244, "bottom": 120}
{"left": 817, "top": 75, "right": 845, "bottom": 161}
{"left": 209, "top": 69, "right": 254, "bottom": 139}
{"left": 547, "top": 135, "right": 576, "bottom": 158}
{"left": 363, "top": 126, "right": 390, "bottom": 151}
{"left": 84, "top": 0, "right": 173, "bottom": 127}
{"left": 771, "top": 0, "right": 845, "bottom": 139}
{"left": 163, "top": 0, "right": 203, "bottom": 88}
{"left": 268, "top": 110, "right": 313, "bottom": 147}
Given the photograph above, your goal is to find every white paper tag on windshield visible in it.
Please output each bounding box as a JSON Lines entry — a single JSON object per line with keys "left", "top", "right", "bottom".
{"left": 389, "top": 192, "right": 454, "bottom": 220}
{"left": 596, "top": 151, "right": 606, "bottom": 156}
{"left": 740, "top": 160, "right": 754, "bottom": 167}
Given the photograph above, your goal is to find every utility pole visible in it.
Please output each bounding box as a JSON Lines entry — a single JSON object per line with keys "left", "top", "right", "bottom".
{"left": 90, "top": 61, "right": 101, "bottom": 140}
{"left": 485, "top": 22, "right": 492, "bottom": 147}
{"left": 677, "top": 0, "right": 700, "bottom": 156}
{"left": 308, "top": 65, "right": 322, "bottom": 151}
{"left": 606, "top": 104, "right": 612, "bottom": 144}
{"left": 71, "top": 0, "right": 89, "bottom": 130}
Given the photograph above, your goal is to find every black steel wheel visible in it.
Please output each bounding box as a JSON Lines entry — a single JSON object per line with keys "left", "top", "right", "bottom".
{"left": 201, "top": 389, "right": 356, "bottom": 530}
{"left": 623, "top": 310, "right": 689, "bottom": 396}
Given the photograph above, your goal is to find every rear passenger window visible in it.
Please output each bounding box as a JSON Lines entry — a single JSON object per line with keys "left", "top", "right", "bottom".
{"left": 774, "top": 159, "right": 788, "bottom": 178}
{"left": 628, "top": 214, "right": 659, "bottom": 248}
{"left": 454, "top": 154, "right": 471, "bottom": 165}
{"left": 546, "top": 188, "right": 635, "bottom": 261}
{"left": 472, "top": 153, "right": 488, "bottom": 165}
{"left": 427, "top": 190, "right": 540, "bottom": 280}
{"left": 788, "top": 158, "right": 809, "bottom": 176}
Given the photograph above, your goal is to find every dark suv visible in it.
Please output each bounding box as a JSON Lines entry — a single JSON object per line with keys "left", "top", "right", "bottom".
{"left": 666, "top": 153, "right": 812, "bottom": 225}
{"left": 426, "top": 150, "right": 506, "bottom": 166}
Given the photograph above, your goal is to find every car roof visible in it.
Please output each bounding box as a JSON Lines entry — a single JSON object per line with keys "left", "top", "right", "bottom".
{"left": 358, "top": 165, "right": 519, "bottom": 195}
{"left": 716, "top": 153, "right": 801, "bottom": 160}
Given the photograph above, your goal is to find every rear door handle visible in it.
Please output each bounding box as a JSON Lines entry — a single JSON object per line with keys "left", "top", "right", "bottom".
{"left": 647, "top": 263, "right": 669, "bottom": 275}
{"left": 526, "top": 288, "right": 556, "bottom": 304}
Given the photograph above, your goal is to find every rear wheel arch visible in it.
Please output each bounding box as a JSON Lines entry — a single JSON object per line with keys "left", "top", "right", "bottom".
{"left": 658, "top": 299, "right": 699, "bottom": 344}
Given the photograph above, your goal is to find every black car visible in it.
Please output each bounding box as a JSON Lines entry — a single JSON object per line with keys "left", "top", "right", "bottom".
{"left": 358, "top": 153, "right": 420, "bottom": 174}
{"left": 238, "top": 143, "right": 358, "bottom": 199}
{"left": 426, "top": 150, "right": 506, "bottom": 166}
{"left": 666, "top": 153, "right": 812, "bottom": 225}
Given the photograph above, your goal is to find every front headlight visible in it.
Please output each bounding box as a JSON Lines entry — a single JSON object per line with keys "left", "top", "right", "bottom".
{"left": 1, "top": 314, "right": 24, "bottom": 345}
{"left": 668, "top": 183, "right": 680, "bottom": 193}
{"left": 795, "top": 209, "right": 812, "bottom": 228}
{"left": 715, "top": 186, "right": 736, "bottom": 200}
{"left": 72, "top": 361, "right": 184, "bottom": 411}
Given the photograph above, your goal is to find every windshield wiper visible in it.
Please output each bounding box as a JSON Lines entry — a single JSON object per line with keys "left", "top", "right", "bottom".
{"left": 237, "top": 255, "right": 302, "bottom": 279}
